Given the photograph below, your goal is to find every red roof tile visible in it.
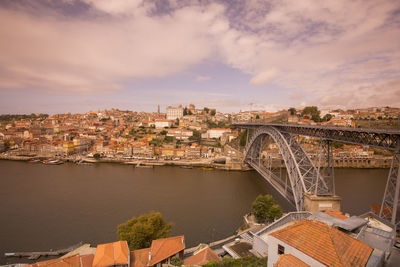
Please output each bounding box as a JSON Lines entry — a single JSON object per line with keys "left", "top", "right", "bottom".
{"left": 275, "top": 254, "right": 310, "bottom": 267}
{"left": 149, "top": 236, "right": 185, "bottom": 266}
{"left": 184, "top": 247, "right": 221, "bottom": 266}
{"left": 270, "top": 220, "right": 372, "bottom": 267}
{"left": 130, "top": 248, "right": 150, "bottom": 267}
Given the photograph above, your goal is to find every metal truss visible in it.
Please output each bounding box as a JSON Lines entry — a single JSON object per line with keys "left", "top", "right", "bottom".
{"left": 315, "top": 140, "right": 335, "bottom": 196}
{"left": 380, "top": 153, "right": 400, "bottom": 225}
{"left": 236, "top": 123, "right": 400, "bottom": 150}
{"left": 244, "top": 126, "right": 330, "bottom": 211}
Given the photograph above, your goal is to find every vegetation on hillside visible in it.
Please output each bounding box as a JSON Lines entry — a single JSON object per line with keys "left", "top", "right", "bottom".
{"left": 251, "top": 194, "right": 283, "bottom": 223}
{"left": 117, "top": 211, "right": 173, "bottom": 250}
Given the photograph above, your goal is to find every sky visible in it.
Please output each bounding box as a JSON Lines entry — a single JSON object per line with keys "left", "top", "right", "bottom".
{"left": 0, "top": 0, "right": 399, "bottom": 114}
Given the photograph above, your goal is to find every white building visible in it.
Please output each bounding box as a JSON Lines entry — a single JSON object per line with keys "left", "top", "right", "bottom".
{"left": 155, "top": 119, "right": 172, "bottom": 129}
{"left": 166, "top": 105, "right": 184, "bottom": 120}
{"left": 266, "top": 219, "right": 373, "bottom": 267}
{"left": 167, "top": 129, "right": 193, "bottom": 140}
{"left": 206, "top": 128, "right": 231, "bottom": 139}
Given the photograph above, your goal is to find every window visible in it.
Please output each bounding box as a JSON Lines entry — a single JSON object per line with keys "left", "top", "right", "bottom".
{"left": 278, "top": 244, "right": 285, "bottom": 255}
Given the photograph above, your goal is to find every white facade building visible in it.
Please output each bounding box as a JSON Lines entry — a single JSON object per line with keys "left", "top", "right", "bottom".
{"left": 207, "top": 128, "right": 231, "bottom": 139}
{"left": 155, "top": 119, "right": 172, "bottom": 129}
{"left": 166, "top": 106, "right": 184, "bottom": 120}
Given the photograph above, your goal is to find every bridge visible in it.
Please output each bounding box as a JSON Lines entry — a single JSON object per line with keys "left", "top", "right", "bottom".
{"left": 234, "top": 123, "right": 400, "bottom": 226}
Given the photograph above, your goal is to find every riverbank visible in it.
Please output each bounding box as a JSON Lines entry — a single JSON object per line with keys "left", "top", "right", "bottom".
{"left": 0, "top": 152, "right": 392, "bottom": 169}
{"left": 0, "top": 153, "right": 251, "bottom": 171}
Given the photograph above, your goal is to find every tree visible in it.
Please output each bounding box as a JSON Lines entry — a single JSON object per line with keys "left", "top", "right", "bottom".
{"left": 117, "top": 211, "right": 173, "bottom": 250}
{"left": 170, "top": 256, "right": 183, "bottom": 266}
{"left": 210, "top": 109, "right": 216, "bottom": 116}
{"left": 322, "top": 114, "right": 333, "bottom": 122}
{"left": 255, "top": 114, "right": 260, "bottom": 119}
{"left": 93, "top": 153, "right": 101, "bottom": 159}
{"left": 301, "top": 106, "right": 321, "bottom": 122}
{"left": 164, "top": 136, "right": 173, "bottom": 143}
{"left": 203, "top": 107, "right": 210, "bottom": 114}
{"left": 251, "top": 194, "right": 274, "bottom": 222}
{"left": 239, "top": 131, "right": 247, "bottom": 146}
{"left": 189, "top": 130, "right": 201, "bottom": 142}
{"left": 288, "top": 107, "right": 296, "bottom": 115}
{"left": 268, "top": 204, "right": 283, "bottom": 221}
{"left": 160, "top": 130, "right": 167, "bottom": 135}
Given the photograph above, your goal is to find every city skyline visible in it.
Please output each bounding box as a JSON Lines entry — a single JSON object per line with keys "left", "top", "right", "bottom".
{"left": 0, "top": 0, "right": 399, "bottom": 114}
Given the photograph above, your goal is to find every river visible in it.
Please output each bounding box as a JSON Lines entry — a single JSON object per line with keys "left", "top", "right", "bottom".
{"left": 0, "top": 160, "right": 389, "bottom": 264}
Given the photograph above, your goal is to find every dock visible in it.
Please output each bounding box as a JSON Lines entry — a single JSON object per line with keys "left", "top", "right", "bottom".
{"left": 5, "top": 242, "right": 83, "bottom": 260}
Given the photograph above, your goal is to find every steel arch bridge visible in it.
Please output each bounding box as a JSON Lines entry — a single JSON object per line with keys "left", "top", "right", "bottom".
{"left": 235, "top": 123, "right": 400, "bottom": 226}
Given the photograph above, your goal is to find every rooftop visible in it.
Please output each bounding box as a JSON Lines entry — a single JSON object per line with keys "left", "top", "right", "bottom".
{"left": 270, "top": 220, "right": 373, "bottom": 266}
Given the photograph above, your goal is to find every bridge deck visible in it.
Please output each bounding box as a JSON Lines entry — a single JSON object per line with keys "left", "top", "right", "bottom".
{"left": 235, "top": 123, "right": 400, "bottom": 150}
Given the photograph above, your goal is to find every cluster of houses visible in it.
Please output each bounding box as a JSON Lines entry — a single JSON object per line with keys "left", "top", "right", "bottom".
{"left": 22, "top": 207, "right": 396, "bottom": 267}
{"left": 0, "top": 106, "right": 238, "bottom": 160}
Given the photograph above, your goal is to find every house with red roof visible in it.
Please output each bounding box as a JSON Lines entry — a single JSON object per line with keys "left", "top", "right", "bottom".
{"left": 130, "top": 236, "right": 185, "bottom": 267}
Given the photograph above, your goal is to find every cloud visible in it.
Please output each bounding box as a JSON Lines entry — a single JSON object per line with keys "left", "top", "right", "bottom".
{"left": 249, "top": 69, "right": 278, "bottom": 85}
{"left": 0, "top": 0, "right": 399, "bottom": 110}
{"left": 195, "top": 75, "right": 211, "bottom": 82}
{"left": 0, "top": 2, "right": 225, "bottom": 93}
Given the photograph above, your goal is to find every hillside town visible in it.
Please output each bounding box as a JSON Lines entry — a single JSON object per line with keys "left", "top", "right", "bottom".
{"left": 0, "top": 105, "right": 399, "bottom": 169}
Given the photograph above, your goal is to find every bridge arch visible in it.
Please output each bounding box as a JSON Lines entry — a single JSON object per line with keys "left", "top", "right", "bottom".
{"left": 244, "top": 126, "right": 331, "bottom": 211}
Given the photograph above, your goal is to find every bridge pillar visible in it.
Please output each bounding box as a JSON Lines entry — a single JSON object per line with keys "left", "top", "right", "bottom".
{"left": 303, "top": 193, "right": 342, "bottom": 213}
{"left": 379, "top": 152, "right": 400, "bottom": 225}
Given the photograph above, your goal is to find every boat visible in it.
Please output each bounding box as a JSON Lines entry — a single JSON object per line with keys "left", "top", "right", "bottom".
{"left": 43, "top": 159, "right": 63, "bottom": 165}
{"left": 180, "top": 166, "right": 193, "bottom": 169}
{"left": 136, "top": 163, "right": 154, "bottom": 168}
{"left": 201, "top": 167, "right": 213, "bottom": 171}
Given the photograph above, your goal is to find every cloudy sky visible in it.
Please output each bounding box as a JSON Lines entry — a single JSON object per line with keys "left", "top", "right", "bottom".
{"left": 0, "top": 0, "right": 399, "bottom": 114}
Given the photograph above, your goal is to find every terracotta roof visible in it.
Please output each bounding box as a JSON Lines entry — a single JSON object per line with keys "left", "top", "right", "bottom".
{"left": 325, "top": 210, "right": 349, "bottom": 220}
{"left": 26, "top": 254, "right": 93, "bottom": 267}
{"left": 130, "top": 248, "right": 150, "bottom": 267}
{"left": 184, "top": 247, "right": 221, "bottom": 266}
{"left": 270, "top": 220, "right": 372, "bottom": 267}
{"left": 149, "top": 236, "right": 185, "bottom": 266}
{"left": 92, "top": 241, "right": 129, "bottom": 267}
{"left": 275, "top": 254, "right": 310, "bottom": 267}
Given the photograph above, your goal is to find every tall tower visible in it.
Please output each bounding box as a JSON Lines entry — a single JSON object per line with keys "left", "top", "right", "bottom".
{"left": 157, "top": 105, "right": 160, "bottom": 114}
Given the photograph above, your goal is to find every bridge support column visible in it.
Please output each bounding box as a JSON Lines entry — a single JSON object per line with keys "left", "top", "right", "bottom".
{"left": 379, "top": 152, "right": 400, "bottom": 225}
{"left": 303, "top": 193, "right": 342, "bottom": 212}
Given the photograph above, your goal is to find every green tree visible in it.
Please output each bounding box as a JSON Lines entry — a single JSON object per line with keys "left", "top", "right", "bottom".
{"left": 164, "top": 136, "right": 174, "bottom": 143}
{"left": 239, "top": 131, "right": 247, "bottom": 146}
{"left": 170, "top": 256, "right": 183, "bottom": 266}
{"left": 117, "top": 211, "right": 173, "bottom": 250}
{"left": 93, "top": 153, "right": 101, "bottom": 159}
{"left": 322, "top": 114, "right": 333, "bottom": 122}
{"left": 288, "top": 107, "right": 296, "bottom": 115}
{"left": 189, "top": 130, "right": 201, "bottom": 142}
{"left": 205, "top": 256, "right": 268, "bottom": 267}
{"left": 160, "top": 130, "right": 167, "bottom": 135}
{"left": 251, "top": 194, "right": 274, "bottom": 222}
{"left": 255, "top": 114, "right": 260, "bottom": 119}
{"left": 301, "top": 106, "right": 321, "bottom": 122}
{"left": 210, "top": 109, "right": 216, "bottom": 116}
{"left": 204, "top": 107, "right": 210, "bottom": 114}
{"left": 268, "top": 204, "right": 283, "bottom": 221}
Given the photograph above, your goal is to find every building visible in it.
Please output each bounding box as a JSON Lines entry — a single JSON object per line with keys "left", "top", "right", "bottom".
{"left": 166, "top": 106, "right": 183, "bottom": 120}
{"left": 92, "top": 241, "right": 130, "bottom": 267}
{"left": 184, "top": 247, "right": 221, "bottom": 266}
{"left": 154, "top": 119, "right": 172, "bottom": 129}
{"left": 130, "top": 236, "right": 185, "bottom": 267}
{"left": 167, "top": 129, "right": 193, "bottom": 140}
{"left": 26, "top": 254, "right": 94, "bottom": 267}
{"left": 267, "top": 220, "right": 373, "bottom": 267}
{"left": 206, "top": 128, "right": 232, "bottom": 139}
